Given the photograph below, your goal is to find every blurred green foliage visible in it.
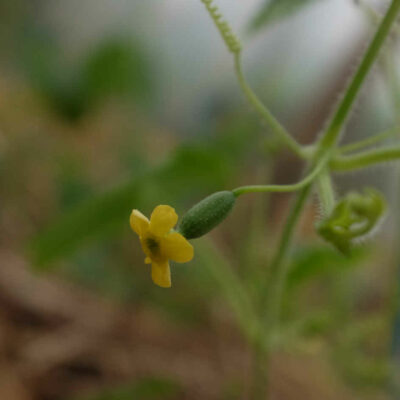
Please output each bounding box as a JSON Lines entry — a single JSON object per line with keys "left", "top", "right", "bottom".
{"left": 333, "top": 313, "right": 392, "bottom": 388}
{"left": 30, "top": 177, "right": 145, "bottom": 267}
{"left": 29, "top": 115, "right": 259, "bottom": 267}
{"left": 287, "top": 245, "right": 367, "bottom": 288}
{"left": 249, "top": 0, "right": 322, "bottom": 32}
{"left": 20, "top": 29, "right": 152, "bottom": 121}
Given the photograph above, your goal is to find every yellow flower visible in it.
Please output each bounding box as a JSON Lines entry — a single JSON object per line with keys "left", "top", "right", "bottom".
{"left": 130, "top": 205, "right": 194, "bottom": 288}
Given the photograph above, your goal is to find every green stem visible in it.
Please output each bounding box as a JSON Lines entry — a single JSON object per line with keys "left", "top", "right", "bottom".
{"left": 196, "top": 239, "right": 260, "bottom": 344}
{"left": 232, "top": 154, "right": 328, "bottom": 197}
{"left": 331, "top": 145, "right": 400, "bottom": 171}
{"left": 234, "top": 54, "right": 306, "bottom": 159}
{"left": 248, "top": 184, "right": 312, "bottom": 400}
{"left": 316, "top": 169, "right": 335, "bottom": 215}
{"left": 266, "top": 185, "right": 313, "bottom": 325}
{"left": 339, "top": 127, "right": 398, "bottom": 154}
{"left": 318, "top": 0, "right": 400, "bottom": 153}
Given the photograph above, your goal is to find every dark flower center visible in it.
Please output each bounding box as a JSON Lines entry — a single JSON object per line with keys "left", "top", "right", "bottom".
{"left": 146, "top": 237, "right": 159, "bottom": 255}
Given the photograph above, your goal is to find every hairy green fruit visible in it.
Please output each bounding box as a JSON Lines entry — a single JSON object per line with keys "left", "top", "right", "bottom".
{"left": 178, "top": 191, "right": 236, "bottom": 239}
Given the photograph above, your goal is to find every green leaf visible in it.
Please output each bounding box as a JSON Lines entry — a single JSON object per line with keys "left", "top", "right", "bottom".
{"left": 29, "top": 178, "right": 145, "bottom": 267}
{"left": 71, "top": 377, "right": 181, "bottom": 400}
{"left": 20, "top": 30, "right": 152, "bottom": 121}
{"left": 19, "top": 26, "right": 88, "bottom": 121}
{"left": 81, "top": 38, "right": 153, "bottom": 105}
{"left": 249, "top": 0, "right": 321, "bottom": 32}
{"left": 158, "top": 144, "right": 233, "bottom": 196}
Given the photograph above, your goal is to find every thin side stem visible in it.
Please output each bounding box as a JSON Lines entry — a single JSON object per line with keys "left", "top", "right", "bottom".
{"left": 318, "top": 0, "right": 400, "bottom": 153}
{"left": 267, "top": 185, "right": 313, "bottom": 325}
{"left": 339, "top": 127, "right": 398, "bottom": 154}
{"left": 232, "top": 154, "right": 328, "bottom": 197}
{"left": 331, "top": 145, "right": 400, "bottom": 171}
{"left": 234, "top": 54, "right": 306, "bottom": 159}
{"left": 249, "top": 184, "right": 312, "bottom": 400}
{"left": 196, "top": 239, "right": 260, "bottom": 344}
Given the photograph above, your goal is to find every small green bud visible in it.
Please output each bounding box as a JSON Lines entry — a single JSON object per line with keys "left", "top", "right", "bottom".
{"left": 178, "top": 191, "right": 236, "bottom": 239}
{"left": 316, "top": 188, "right": 386, "bottom": 254}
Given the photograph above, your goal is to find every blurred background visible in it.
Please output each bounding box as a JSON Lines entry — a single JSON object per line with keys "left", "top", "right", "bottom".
{"left": 1, "top": 0, "right": 400, "bottom": 399}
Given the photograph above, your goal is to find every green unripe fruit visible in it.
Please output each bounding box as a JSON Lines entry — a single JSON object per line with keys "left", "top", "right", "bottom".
{"left": 178, "top": 191, "right": 236, "bottom": 239}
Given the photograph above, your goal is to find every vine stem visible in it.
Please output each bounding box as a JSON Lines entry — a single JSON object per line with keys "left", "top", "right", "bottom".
{"left": 318, "top": 0, "right": 400, "bottom": 153}
{"left": 264, "top": 0, "right": 400, "bottom": 332}
{"left": 234, "top": 54, "right": 306, "bottom": 159}
{"left": 250, "top": 2, "right": 400, "bottom": 398}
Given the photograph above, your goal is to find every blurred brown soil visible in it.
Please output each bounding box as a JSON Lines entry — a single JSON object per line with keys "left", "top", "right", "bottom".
{"left": 0, "top": 249, "right": 388, "bottom": 400}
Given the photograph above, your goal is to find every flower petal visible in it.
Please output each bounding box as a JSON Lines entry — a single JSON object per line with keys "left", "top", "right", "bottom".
{"left": 162, "top": 232, "right": 194, "bottom": 263}
{"left": 151, "top": 261, "right": 171, "bottom": 288}
{"left": 130, "top": 209, "right": 150, "bottom": 236}
{"left": 149, "top": 205, "right": 178, "bottom": 236}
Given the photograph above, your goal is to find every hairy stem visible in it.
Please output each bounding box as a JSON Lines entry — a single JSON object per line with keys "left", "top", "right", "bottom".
{"left": 317, "top": 169, "right": 335, "bottom": 215}
{"left": 318, "top": 0, "right": 400, "bottom": 153}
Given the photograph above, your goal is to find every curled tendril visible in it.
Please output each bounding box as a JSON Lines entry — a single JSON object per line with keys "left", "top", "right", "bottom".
{"left": 200, "top": 0, "right": 242, "bottom": 54}
{"left": 316, "top": 188, "right": 387, "bottom": 254}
